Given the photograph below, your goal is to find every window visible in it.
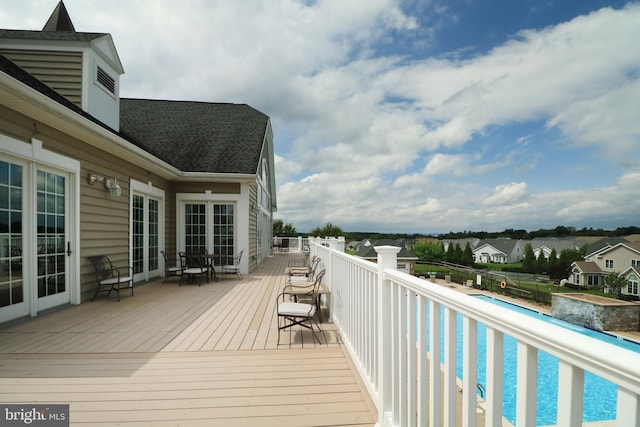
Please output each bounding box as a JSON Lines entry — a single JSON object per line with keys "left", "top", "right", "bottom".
{"left": 184, "top": 204, "right": 206, "bottom": 253}
{"left": 605, "top": 259, "right": 614, "bottom": 269}
{"left": 572, "top": 268, "right": 580, "bottom": 285}
{"left": 628, "top": 274, "right": 639, "bottom": 295}
{"left": 632, "top": 259, "right": 640, "bottom": 266}
{"left": 587, "top": 275, "right": 600, "bottom": 287}
{"left": 96, "top": 66, "right": 115, "bottom": 94}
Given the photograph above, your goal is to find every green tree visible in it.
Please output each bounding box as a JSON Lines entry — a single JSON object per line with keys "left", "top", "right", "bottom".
{"left": 412, "top": 241, "right": 445, "bottom": 262}
{"left": 535, "top": 250, "right": 547, "bottom": 274}
{"left": 462, "top": 242, "right": 474, "bottom": 266}
{"left": 309, "top": 222, "right": 344, "bottom": 237}
{"left": 273, "top": 219, "right": 297, "bottom": 236}
{"left": 604, "top": 272, "right": 628, "bottom": 297}
{"left": 272, "top": 219, "right": 284, "bottom": 237}
{"left": 282, "top": 223, "right": 297, "bottom": 236}
{"left": 522, "top": 243, "right": 536, "bottom": 272}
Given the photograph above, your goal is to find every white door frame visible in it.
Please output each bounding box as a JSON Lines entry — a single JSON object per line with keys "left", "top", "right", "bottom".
{"left": 130, "top": 179, "right": 165, "bottom": 282}
{"left": 0, "top": 135, "right": 80, "bottom": 323}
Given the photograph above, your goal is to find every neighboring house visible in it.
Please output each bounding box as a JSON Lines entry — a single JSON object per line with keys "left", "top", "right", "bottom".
{"left": 355, "top": 239, "right": 419, "bottom": 275}
{"left": 568, "top": 242, "right": 640, "bottom": 297}
{"left": 441, "top": 238, "right": 480, "bottom": 253}
{"left": 0, "top": 2, "right": 277, "bottom": 323}
{"left": 472, "top": 238, "right": 525, "bottom": 264}
{"left": 526, "top": 237, "right": 581, "bottom": 260}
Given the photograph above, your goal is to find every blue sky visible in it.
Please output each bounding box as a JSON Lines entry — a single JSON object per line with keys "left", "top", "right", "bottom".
{"left": 1, "top": 0, "right": 639, "bottom": 234}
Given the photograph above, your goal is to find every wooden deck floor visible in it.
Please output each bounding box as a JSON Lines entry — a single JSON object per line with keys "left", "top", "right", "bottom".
{"left": 0, "top": 253, "right": 377, "bottom": 426}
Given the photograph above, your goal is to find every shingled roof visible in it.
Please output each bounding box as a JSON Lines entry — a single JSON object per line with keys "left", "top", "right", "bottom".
{"left": 119, "top": 99, "right": 269, "bottom": 174}
{"left": 0, "top": 29, "right": 106, "bottom": 42}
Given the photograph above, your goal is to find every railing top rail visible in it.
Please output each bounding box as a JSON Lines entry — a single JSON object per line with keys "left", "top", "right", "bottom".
{"left": 384, "top": 267, "right": 640, "bottom": 394}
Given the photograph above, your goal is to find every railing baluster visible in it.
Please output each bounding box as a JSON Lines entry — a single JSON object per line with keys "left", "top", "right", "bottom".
{"left": 429, "top": 300, "right": 442, "bottom": 426}
{"left": 408, "top": 291, "right": 417, "bottom": 427}
{"left": 485, "top": 328, "right": 504, "bottom": 427}
{"left": 444, "top": 306, "right": 457, "bottom": 426}
{"left": 516, "top": 341, "right": 538, "bottom": 427}
{"left": 557, "top": 360, "right": 584, "bottom": 427}
{"left": 417, "top": 294, "right": 428, "bottom": 426}
{"left": 463, "top": 317, "right": 478, "bottom": 427}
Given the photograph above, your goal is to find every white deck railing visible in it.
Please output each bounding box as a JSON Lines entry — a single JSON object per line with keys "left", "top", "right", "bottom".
{"left": 309, "top": 239, "right": 640, "bottom": 427}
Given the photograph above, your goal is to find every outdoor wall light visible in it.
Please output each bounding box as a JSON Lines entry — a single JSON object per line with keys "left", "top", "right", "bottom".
{"left": 105, "top": 178, "right": 122, "bottom": 197}
{"left": 87, "top": 172, "right": 122, "bottom": 197}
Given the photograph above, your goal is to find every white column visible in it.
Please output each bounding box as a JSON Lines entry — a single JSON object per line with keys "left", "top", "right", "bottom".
{"left": 375, "top": 245, "right": 400, "bottom": 427}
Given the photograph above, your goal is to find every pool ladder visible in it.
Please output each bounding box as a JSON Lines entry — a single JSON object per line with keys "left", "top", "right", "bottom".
{"left": 477, "top": 383, "right": 486, "bottom": 398}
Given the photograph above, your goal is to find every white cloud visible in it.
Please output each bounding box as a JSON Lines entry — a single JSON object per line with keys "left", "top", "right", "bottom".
{"left": 483, "top": 182, "right": 530, "bottom": 206}
{"left": 4, "top": 0, "right": 638, "bottom": 233}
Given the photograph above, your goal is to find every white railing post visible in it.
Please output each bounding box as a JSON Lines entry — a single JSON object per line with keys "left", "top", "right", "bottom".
{"left": 375, "top": 245, "right": 400, "bottom": 427}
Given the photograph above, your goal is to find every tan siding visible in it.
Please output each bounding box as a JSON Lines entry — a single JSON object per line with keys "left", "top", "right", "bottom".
{"left": 0, "top": 106, "right": 172, "bottom": 301}
{"left": 0, "top": 49, "right": 83, "bottom": 106}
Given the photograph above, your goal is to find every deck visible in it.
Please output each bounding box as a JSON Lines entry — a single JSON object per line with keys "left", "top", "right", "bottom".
{"left": 0, "top": 253, "right": 377, "bottom": 426}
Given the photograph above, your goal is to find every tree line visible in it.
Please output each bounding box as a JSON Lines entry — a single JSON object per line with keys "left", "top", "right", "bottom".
{"left": 411, "top": 240, "right": 585, "bottom": 280}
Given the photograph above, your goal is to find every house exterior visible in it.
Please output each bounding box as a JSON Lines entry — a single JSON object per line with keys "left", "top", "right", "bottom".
{"left": 568, "top": 242, "right": 640, "bottom": 297}
{"left": 0, "top": 2, "right": 277, "bottom": 323}
{"left": 472, "top": 238, "right": 525, "bottom": 263}
{"left": 526, "top": 237, "right": 581, "bottom": 260}
{"left": 355, "top": 239, "right": 419, "bottom": 275}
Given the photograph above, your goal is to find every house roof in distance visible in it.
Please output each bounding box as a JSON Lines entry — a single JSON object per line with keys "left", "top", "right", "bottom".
{"left": 119, "top": 98, "right": 269, "bottom": 175}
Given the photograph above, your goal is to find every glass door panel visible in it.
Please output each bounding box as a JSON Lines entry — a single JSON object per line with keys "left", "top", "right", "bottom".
{"left": 184, "top": 203, "right": 206, "bottom": 253}
{"left": 0, "top": 161, "right": 26, "bottom": 321}
{"left": 133, "top": 194, "right": 161, "bottom": 282}
{"left": 36, "top": 169, "right": 69, "bottom": 311}
{"left": 212, "top": 203, "right": 234, "bottom": 267}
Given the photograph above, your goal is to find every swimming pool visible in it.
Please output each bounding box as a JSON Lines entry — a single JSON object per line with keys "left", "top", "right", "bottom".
{"left": 436, "top": 295, "right": 640, "bottom": 426}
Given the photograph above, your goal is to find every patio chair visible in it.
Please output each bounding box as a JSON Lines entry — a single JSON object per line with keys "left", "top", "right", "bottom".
{"left": 276, "top": 270, "right": 324, "bottom": 345}
{"left": 161, "top": 250, "right": 182, "bottom": 282}
{"left": 221, "top": 250, "right": 243, "bottom": 279}
{"left": 288, "top": 251, "right": 310, "bottom": 268}
{"left": 287, "top": 256, "right": 320, "bottom": 283}
{"left": 178, "top": 252, "right": 209, "bottom": 286}
{"left": 88, "top": 255, "right": 134, "bottom": 302}
{"left": 283, "top": 269, "right": 326, "bottom": 313}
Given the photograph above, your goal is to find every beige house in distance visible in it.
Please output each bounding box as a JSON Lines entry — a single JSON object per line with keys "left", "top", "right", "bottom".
{"left": 0, "top": 2, "right": 277, "bottom": 323}
{"left": 569, "top": 241, "right": 640, "bottom": 297}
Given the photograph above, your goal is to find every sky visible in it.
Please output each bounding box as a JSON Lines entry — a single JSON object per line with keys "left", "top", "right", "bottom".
{"left": 1, "top": 0, "right": 639, "bottom": 234}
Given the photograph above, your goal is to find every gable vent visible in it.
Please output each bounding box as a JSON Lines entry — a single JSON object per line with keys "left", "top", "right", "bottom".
{"left": 96, "top": 66, "right": 115, "bottom": 94}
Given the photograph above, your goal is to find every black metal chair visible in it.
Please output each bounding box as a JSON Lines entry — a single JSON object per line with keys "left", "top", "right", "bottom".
{"left": 88, "top": 255, "right": 134, "bottom": 302}
{"left": 222, "top": 250, "right": 244, "bottom": 279}
{"left": 277, "top": 269, "right": 325, "bottom": 345}
{"left": 161, "top": 250, "right": 182, "bottom": 282}
{"left": 178, "top": 252, "right": 209, "bottom": 286}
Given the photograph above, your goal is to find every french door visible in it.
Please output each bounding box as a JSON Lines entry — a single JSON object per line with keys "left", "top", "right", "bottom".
{"left": 0, "top": 139, "right": 79, "bottom": 323}
{"left": 36, "top": 168, "right": 71, "bottom": 311}
{"left": 131, "top": 180, "right": 164, "bottom": 282}
{"left": 182, "top": 202, "right": 236, "bottom": 267}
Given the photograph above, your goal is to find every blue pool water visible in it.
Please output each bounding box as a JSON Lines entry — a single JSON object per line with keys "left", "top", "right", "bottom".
{"left": 433, "top": 295, "right": 640, "bottom": 426}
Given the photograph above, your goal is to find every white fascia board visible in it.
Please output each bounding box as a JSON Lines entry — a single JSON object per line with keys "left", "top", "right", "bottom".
{"left": 178, "top": 172, "right": 256, "bottom": 182}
